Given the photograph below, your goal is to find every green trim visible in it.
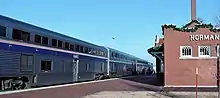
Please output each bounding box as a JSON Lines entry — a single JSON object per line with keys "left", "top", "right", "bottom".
{"left": 147, "top": 44, "right": 164, "bottom": 53}
{"left": 182, "top": 20, "right": 200, "bottom": 28}
{"left": 161, "top": 20, "right": 220, "bottom": 35}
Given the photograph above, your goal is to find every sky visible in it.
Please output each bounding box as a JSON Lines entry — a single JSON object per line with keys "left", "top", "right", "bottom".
{"left": 0, "top": 0, "right": 219, "bottom": 64}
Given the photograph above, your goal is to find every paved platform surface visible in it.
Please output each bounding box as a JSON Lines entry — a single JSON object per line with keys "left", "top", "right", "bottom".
{"left": 0, "top": 75, "right": 218, "bottom": 98}
{"left": 82, "top": 91, "right": 217, "bottom": 98}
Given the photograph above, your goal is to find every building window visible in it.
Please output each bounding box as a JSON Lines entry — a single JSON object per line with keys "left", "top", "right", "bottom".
{"left": 199, "top": 46, "right": 210, "bottom": 57}
{"left": 21, "top": 54, "right": 34, "bottom": 68}
{"left": 52, "top": 39, "right": 57, "bottom": 47}
{"left": 42, "top": 36, "right": 49, "bottom": 45}
{"left": 35, "top": 35, "right": 41, "bottom": 44}
{"left": 41, "top": 60, "right": 52, "bottom": 72}
{"left": 180, "top": 46, "right": 192, "bottom": 57}
{"left": 65, "top": 42, "right": 70, "bottom": 49}
{"left": 0, "top": 26, "right": 6, "bottom": 37}
{"left": 12, "top": 29, "right": 30, "bottom": 42}
{"left": 58, "top": 40, "right": 63, "bottom": 48}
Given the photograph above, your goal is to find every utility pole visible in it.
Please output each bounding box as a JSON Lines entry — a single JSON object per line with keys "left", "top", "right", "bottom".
{"left": 217, "top": 44, "right": 220, "bottom": 98}
{"left": 195, "top": 67, "right": 199, "bottom": 98}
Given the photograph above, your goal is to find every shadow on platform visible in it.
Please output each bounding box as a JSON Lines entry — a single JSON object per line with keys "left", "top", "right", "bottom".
{"left": 121, "top": 75, "right": 164, "bottom": 86}
{"left": 119, "top": 75, "right": 164, "bottom": 91}
{"left": 120, "top": 75, "right": 218, "bottom": 92}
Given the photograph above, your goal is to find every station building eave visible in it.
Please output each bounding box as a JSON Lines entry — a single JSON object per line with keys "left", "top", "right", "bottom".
{"left": 147, "top": 44, "right": 164, "bottom": 56}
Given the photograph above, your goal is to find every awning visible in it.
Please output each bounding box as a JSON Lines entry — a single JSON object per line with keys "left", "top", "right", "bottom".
{"left": 147, "top": 44, "right": 164, "bottom": 54}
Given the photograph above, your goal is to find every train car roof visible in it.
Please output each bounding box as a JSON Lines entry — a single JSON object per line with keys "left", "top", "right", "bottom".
{"left": 0, "top": 15, "right": 105, "bottom": 50}
{"left": 106, "top": 47, "right": 152, "bottom": 63}
{"left": 107, "top": 47, "right": 137, "bottom": 58}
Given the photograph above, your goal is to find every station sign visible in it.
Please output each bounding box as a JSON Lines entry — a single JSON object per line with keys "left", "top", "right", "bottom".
{"left": 190, "top": 34, "right": 220, "bottom": 41}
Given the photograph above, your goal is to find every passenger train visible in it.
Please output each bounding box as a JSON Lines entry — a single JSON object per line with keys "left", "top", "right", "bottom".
{"left": 0, "top": 15, "right": 153, "bottom": 91}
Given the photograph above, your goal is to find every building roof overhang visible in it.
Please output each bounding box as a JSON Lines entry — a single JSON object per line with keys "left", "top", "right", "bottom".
{"left": 147, "top": 44, "right": 164, "bottom": 54}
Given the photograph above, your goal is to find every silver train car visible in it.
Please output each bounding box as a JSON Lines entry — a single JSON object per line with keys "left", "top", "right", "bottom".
{"left": 136, "top": 59, "right": 154, "bottom": 75}
{"left": 0, "top": 15, "right": 152, "bottom": 91}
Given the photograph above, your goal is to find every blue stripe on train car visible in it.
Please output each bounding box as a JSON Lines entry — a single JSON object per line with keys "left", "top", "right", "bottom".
{"left": 0, "top": 42, "right": 107, "bottom": 61}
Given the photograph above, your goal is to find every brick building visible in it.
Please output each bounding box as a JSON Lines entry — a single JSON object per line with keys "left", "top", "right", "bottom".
{"left": 148, "top": 0, "right": 220, "bottom": 88}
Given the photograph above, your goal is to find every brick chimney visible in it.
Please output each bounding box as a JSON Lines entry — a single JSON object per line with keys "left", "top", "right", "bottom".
{"left": 155, "top": 35, "right": 159, "bottom": 46}
{"left": 191, "top": 0, "right": 196, "bottom": 20}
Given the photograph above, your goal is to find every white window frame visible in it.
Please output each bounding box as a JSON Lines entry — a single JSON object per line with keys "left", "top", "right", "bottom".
{"left": 180, "top": 46, "right": 192, "bottom": 57}
{"left": 198, "top": 46, "right": 211, "bottom": 57}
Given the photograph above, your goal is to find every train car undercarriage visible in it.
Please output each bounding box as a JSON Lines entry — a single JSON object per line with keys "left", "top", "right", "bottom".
{"left": 0, "top": 77, "right": 29, "bottom": 91}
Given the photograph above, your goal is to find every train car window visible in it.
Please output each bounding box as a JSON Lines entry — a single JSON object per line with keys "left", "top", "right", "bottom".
{"left": 52, "top": 39, "right": 57, "bottom": 47}
{"left": 12, "top": 29, "right": 30, "bottom": 42}
{"left": 97, "top": 51, "right": 99, "bottom": 55}
{"left": 70, "top": 44, "right": 74, "bottom": 51}
{"left": 99, "top": 51, "right": 102, "bottom": 56}
{"left": 27, "top": 56, "right": 34, "bottom": 65}
{"left": 0, "top": 26, "right": 6, "bottom": 37}
{"left": 12, "top": 29, "right": 22, "bottom": 40}
{"left": 41, "top": 60, "right": 52, "bottom": 72}
{"left": 105, "top": 53, "right": 108, "bottom": 57}
{"left": 85, "top": 47, "right": 88, "bottom": 53}
{"left": 88, "top": 48, "right": 92, "bottom": 54}
{"left": 114, "top": 53, "right": 116, "bottom": 58}
{"left": 42, "top": 36, "right": 49, "bottom": 45}
{"left": 21, "top": 31, "right": 30, "bottom": 42}
{"left": 93, "top": 50, "right": 97, "bottom": 55}
{"left": 65, "top": 42, "right": 70, "bottom": 49}
{"left": 35, "top": 35, "right": 41, "bottom": 44}
{"left": 80, "top": 46, "right": 83, "bottom": 52}
{"left": 97, "top": 51, "right": 100, "bottom": 55}
{"left": 21, "top": 55, "right": 33, "bottom": 68}
{"left": 21, "top": 55, "right": 28, "bottom": 68}
{"left": 101, "top": 51, "right": 103, "bottom": 56}
{"left": 76, "top": 45, "right": 80, "bottom": 52}
{"left": 58, "top": 40, "right": 63, "bottom": 48}
{"left": 111, "top": 52, "right": 114, "bottom": 57}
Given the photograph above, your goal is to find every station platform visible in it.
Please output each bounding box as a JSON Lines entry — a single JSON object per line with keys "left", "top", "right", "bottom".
{"left": 0, "top": 75, "right": 161, "bottom": 98}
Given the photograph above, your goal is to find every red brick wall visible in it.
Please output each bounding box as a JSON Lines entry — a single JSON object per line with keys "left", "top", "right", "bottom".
{"left": 164, "top": 27, "right": 220, "bottom": 87}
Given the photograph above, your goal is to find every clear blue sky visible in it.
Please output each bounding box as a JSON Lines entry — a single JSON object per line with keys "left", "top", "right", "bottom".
{"left": 0, "top": 0, "right": 219, "bottom": 64}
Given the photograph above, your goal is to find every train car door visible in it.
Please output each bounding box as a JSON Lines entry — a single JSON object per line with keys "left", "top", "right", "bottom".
{"left": 72, "top": 55, "right": 79, "bottom": 82}
{"left": 20, "top": 54, "right": 34, "bottom": 73}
